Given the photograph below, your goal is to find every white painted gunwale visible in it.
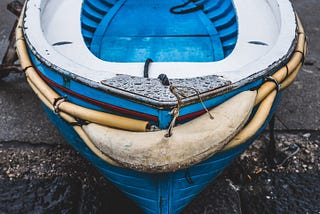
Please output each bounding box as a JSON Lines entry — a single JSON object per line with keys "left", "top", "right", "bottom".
{"left": 23, "top": 0, "right": 296, "bottom": 83}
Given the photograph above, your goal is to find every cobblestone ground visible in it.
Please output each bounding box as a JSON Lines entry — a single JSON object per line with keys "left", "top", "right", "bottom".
{"left": 0, "top": 0, "right": 319, "bottom": 213}
{"left": 0, "top": 133, "right": 318, "bottom": 213}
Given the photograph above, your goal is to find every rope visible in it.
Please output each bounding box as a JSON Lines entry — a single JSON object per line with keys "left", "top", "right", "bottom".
{"left": 264, "top": 76, "right": 281, "bottom": 92}
{"left": 158, "top": 73, "right": 170, "bottom": 86}
{"left": 175, "top": 86, "right": 214, "bottom": 119}
{"left": 284, "top": 65, "right": 289, "bottom": 79}
{"left": 165, "top": 84, "right": 182, "bottom": 137}
{"left": 170, "top": 0, "right": 204, "bottom": 14}
{"left": 22, "top": 65, "right": 33, "bottom": 72}
{"left": 157, "top": 73, "right": 214, "bottom": 137}
{"left": 53, "top": 96, "right": 67, "bottom": 114}
{"left": 294, "top": 50, "right": 305, "bottom": 64}
{"left": 68, "top": 118, "right": 89, "bottom": 127}
{"left": 143, "top": 58, "right": 153, "bottom": 78}
{"left": 276, "top": 144, "right": 300, "bottom": 167}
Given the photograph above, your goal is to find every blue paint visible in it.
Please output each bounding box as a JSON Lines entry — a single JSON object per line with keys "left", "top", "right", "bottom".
{"left": 81, "top": 0, "right": 238, "bottom": 62}
{"left": 82, "top": 3, "right": 104, "bottom": 22}
{"left": 82, "top": 16, "right": 99, "bottom": 30}
{"left": 29, "top": 52, "right": 160, "bottom": 123}
{"left": 90, "top": 0, "right": 126, "bottom": 56}
{"left": 41, "top": 92, "right": 282, "bottom": 213}
{"left": 27, "top": 8, "right": 290, "bottom": 213}
{"left": 80, "top": 0, "right": 113, "bottom": 47}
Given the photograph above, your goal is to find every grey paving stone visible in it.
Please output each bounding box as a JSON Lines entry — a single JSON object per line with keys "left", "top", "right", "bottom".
{"left": 0, "top": 177, "right": 81, "bottom": 214}
{"left": 275, "top": 0, "right": 320, "bottom": 131}
{"left": 239, "top": 173, "right": 320, "bottom": 214}
{"left": 183, "top": 178, "right": 241, "bottom": 214}
{"left": 0, "top": 0, "right": 65, "bottom": 144}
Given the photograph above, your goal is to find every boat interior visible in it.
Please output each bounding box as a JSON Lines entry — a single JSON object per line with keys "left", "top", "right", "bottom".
{"left": 24, "top": 0, "right": 295, "bottom": 82}
{"left": 81, "top": 0, "right": 238, "bottom": 62}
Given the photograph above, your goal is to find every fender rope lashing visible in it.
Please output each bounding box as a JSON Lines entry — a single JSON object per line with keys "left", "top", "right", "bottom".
{"left": 166, "top": 84, "right": 182, "bottom": 137}
{"left": 22, "top": 65, "right": 33, "bottom": 72}
{"left": 265, "top": 76, "right": 281, "bottom": 92}
{"left": 294, "top": 50, "right": 305, "bottom": 64}
{"left": 284, "top": 65, "right": 289, "bottom": 79}
{"left": 53, "top": 96, "right": 67, "bottom": 114}
{"left": 158, "top": 73, "right": 213, "bottom": 137}
{"left": 157, "top": 73, "right": 181, "bottom": 137}
{"left": 174, "top": 85, "right": 214, "bottom": 119}
{"left": 68, "top": 118, "right": 89, "bottom": 127}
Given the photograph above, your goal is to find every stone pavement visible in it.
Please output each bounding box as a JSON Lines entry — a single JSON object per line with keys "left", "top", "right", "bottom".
{"left": 0, "top": 0, "right": 319, "bottom": 213}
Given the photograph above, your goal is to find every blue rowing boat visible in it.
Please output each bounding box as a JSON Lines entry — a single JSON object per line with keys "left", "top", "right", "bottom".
{"left": 16, "top": 0, "right": 305, "bottom": 213}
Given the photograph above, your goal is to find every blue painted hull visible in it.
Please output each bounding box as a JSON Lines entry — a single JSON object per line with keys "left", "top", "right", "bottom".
{"left": 19, "top": 0, "right": 301, "bottom": 212}
{"left": 42, "top": 93, "right": 281, "bottom": 213}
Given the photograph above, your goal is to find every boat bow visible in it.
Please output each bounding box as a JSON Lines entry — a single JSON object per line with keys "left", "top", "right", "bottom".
{"left": 82, "top": 91, "right": 257, "bottom": 173}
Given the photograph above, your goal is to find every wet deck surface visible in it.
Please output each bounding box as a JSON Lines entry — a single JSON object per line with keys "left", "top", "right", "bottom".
{"left": 0, "top": 0, "right": 319, "bottom": 213}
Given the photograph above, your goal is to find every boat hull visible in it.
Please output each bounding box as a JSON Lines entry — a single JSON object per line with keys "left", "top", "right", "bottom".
{"left": 41, "top": 93, "right": 281, "bottom": 213}
{"left": 15, "top": 0, "right": 306, "bottom": 213}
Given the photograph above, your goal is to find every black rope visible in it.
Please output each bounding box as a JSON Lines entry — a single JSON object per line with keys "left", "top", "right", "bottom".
{"left": 68, "top": 118, "right": 89, "bottom": 127}
{"left": 22, "top": 65, "right": 33, "bottom": 72}
{"left": 264, "top": 76, "right": 280, "bottom": 92}
{"left": 158, "top": 73, "right": 170, "bottom": 86}
{"left": 294, "top": 50, "right": 305, "bottom": 64}
{"left": 53, "top": 96, "right": 66, "bottom": 114}
{"left": 170, "top": 0, "right": 204, "bottom": 14}
{"left": 265, "top": 115, "right": 301, "bottom": 167}
{"left": 266, "top": 114, "right": 277, "bottom": 165}
{"left": 143, "top": 58, "right": 153, "bottom": 78}
{"left": 284, "top": 65, "right": 289, "bottom": 79}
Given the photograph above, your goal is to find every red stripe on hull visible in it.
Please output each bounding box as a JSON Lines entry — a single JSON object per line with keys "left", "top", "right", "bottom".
{"left": 34, "top": 68, "right": 159, "bottom": 122}
{"left": 34, "top": 68, "right": 208, "bottom": 125}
